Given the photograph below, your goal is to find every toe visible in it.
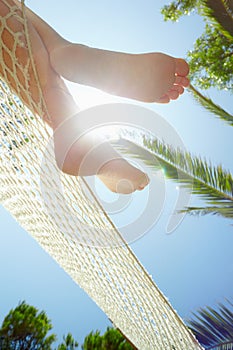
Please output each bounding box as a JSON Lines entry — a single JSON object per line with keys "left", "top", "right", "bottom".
{"left": 169, "top": 85, "right": 184, "bottom": 95}
{"left": 158, "top": 94, "right": 170, "bottom": 103}
{"left": 175, "top": 85, "right": 184, "bottom": 94}
{"left": 174, "top": 75, "right": 190, "bottom": 87}
{"left": 167, "top": 89, "right": 179, "bottom": 100}
{"left": 138, "top": 174, "right": 150, "bottom": 191}
{"left": 167, "top": 84, "right": 185, "bottom": 100}
{"left": 175, "top": 58, "right": 189, "bottom": 77}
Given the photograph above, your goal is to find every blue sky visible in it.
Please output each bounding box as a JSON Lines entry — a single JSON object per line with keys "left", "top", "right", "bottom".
{"left": 0, "top": 0, "right": 233, "bottom": 346}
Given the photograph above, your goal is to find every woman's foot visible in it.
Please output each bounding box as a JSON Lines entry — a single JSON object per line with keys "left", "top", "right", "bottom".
{"left": 100, "top": 52, "right": 190, "bottom": 103}
{"left": 97, "top": 159, "right": 149, "bottom": 194}
{"left": 49, "top": 45, "right": 189, "bottom": 103}
{"left": 51, "top": 114, "right": 150, "bottom": 194}
{"left": 45, "top": 87, "right": 149, "bottom": 195}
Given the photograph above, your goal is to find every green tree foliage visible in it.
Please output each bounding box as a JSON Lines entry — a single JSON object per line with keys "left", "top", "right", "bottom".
{"left": 82, "top": 327, "right": 134, "bottom": 350}
{"left": 0, "top": 302, "right": 133, "bottom": 350}
{"left": 57, "top": 333, "right": 79, "bottom": 350}
{"left": 0, "top": 301, "right": 56, "bottom": 350}
{"left": 187, "top": 299, "right": 233, "bottom": 348}
{"left": 161, "top": 0, "right": 202, "bottom": 21}
{"left": 81, "top": 331, "right": 102, "bottom": 349}
{"left": 161, "top": 0, "right": 233, "bottom": 92}
{"left": 187, "top": 25, "right": 233, "bottom": 90}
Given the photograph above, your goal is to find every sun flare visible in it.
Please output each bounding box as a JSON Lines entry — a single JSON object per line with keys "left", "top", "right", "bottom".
{"left": 67, "top": 81, "right": 125, "bottom": 139}
{"left": 67, "top": 81, "right": 122, "bottom": 110}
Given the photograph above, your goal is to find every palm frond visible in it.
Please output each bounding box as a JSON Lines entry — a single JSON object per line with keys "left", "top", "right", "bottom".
{"left": 142, "top": 137, "right": 233, "bottom": 201}
{"left": 188, "top": 84, "right": 233, "bottom": 126}
{"left": 113, "top": 137, "right": 233, "bottom": 219}
{"left": 202, "top": 0, "right": 233, "bottom": 39}
{"left": 186, "top": 299, "right": 233, "bottom": 348}
{"left": 180, "top": 205, "right": 233, "bottom": 219}
{"left": 208, "top": 341, "right": 233, "bottom": 349}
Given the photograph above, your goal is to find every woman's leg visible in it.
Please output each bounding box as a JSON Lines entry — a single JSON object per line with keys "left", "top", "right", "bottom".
{"left": 16, "top": 1, "right": 189, "bottom": 104}
{"left": 0, "top": 0, "right": 149, "bottom": 193}
{"left": 0, "top": 0, "right": 48, "bottom": 115}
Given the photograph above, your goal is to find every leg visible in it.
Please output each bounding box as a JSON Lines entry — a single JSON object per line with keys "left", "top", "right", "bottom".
{"left": 0, "top": 0, "right": 48, "bottom": 114}
{"left": 0, "top": 0, "right": 149, "bottom": 193}
{"left": 0, "top": 0, "right": 75, "bottom": 131}
{"left": 17, "top": 2, "right": 189, "bottom": 104}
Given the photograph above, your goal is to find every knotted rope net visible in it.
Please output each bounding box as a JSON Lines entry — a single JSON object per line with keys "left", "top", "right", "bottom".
{"left": 0, "top": 1, "right": 203, "bottom": 349}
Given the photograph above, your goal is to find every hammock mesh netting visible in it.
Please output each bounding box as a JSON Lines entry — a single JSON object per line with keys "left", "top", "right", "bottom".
{"left": 0, "top": 1, "right": 203, "bottom": 349}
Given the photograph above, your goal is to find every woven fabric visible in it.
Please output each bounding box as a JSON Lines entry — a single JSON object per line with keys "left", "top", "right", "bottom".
{"left": 0, "top": 1, "right": 203, "bottom": 349}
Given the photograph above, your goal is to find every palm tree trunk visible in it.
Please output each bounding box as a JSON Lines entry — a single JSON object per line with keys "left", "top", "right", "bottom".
{"left": 204, "top": 0, "right": 233, "bottom": 38}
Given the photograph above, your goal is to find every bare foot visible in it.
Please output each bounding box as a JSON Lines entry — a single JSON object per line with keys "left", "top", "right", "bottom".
{"left": 49, "top": 45, "right": 189, "bottom": 103}
{"left": 47, "top": 95, "right": 150, "bottom": 194}
{"left": 54, "top": 131, "right": 150, "bottom": 194}
{"left": 97, "top": 52, "right": 190, "bottom": 104}
{"left": 97, "top": 159, "right": 150, "bottom": 194}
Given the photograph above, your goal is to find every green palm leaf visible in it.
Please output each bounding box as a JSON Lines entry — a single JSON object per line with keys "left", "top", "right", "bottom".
{"left": 186, "top": 299, "right": 233, "bottom": 348}
{"left": 188, "top": 84, "right": 233, "bottom": 126}
{"left": 113, "top": 137, "right": 233, "bottom": 219}
{"left": 181, "top": 205, "right": 233, "bottom": 219}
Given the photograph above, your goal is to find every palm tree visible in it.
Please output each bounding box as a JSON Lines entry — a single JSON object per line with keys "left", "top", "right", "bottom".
{"left": 186, "top": 299, "right": 233, "bottom": 349}
{"left": 161, "top": 0, "right": 233, "bottom": 125}
{"left": 123, "top": 3, "right": 233, "bottom": 348}
{"left": 187, "top": 0, "right": 233, "bottom": 126}
{"left": 152, "top": 0, "right": 233, "bottom": 217}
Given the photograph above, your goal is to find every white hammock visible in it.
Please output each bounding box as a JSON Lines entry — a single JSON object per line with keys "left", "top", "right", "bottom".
{"left": 0, "top": 1, "right": 204, "bottom": 349}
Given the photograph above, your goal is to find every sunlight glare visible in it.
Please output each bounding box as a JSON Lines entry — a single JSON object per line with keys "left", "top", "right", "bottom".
{"left": 66, "top": 81, "right": 122, "bottom": 109}
{"left": 67, "top": 81, "right": 125, "bottom": 139}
